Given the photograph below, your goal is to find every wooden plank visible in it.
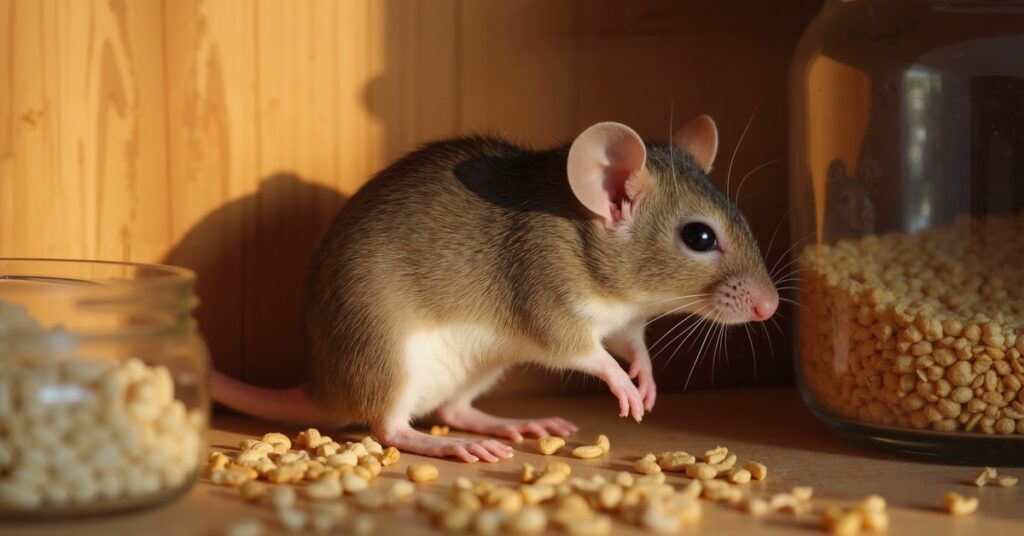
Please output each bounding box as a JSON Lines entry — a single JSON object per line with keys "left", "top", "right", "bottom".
{"left": 456, "top": 0, "right": 577, "bottom": 144}
{"left": 244, "top": 0, "right": 366, "bottom": 386}
{"left": 0, "top": 0, "right": 168, "bottom": 261}
{"left": 161, "top": 0, "right": 260, "bottom": 379}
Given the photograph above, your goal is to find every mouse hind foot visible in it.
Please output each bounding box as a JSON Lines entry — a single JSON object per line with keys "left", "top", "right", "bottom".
{"left": 436, "top": 403, "right": 578, "bottom": 443}
{"left": 372, "top": 422, "right": 515, "bottom": 463}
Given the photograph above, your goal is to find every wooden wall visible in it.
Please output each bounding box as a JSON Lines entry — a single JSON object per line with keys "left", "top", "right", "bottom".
{"left": 1, "top": 0, "right": 821, "bottom": 397}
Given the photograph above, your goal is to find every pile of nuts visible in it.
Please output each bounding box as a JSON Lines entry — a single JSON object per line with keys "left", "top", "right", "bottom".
{"left": 420, "top": 457, "right": 702, "bottom": 534}
{"left": 0, "top": 302, "right": 204, "bottom": 511}
{"left": 798, "top": 215, "right": 1024, "bottom": 435}
{"left": 210, "top": 429, "right": 402, "bottom": 534}
{"left": 215, "top": 427, "right": 1020, "bottom": 535}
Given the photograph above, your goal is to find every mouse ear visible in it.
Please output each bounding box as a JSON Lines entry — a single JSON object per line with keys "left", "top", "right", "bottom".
{"left": 567, "top": 122, "right": 649, "bottom": 230}
{"left": 828, "top": 159, "right": 848, "bottom": 183}
{"left": 672, "top": 115, "right": 718, "bottom": 173}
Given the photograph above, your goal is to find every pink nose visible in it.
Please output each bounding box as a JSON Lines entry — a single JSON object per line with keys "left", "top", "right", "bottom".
{"left": 751, "top": 296, "right": 778, "bottom": 321}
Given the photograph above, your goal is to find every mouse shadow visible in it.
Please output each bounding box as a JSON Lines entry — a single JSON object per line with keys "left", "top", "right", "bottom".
{"left": 164, "top": 173, "right": 347, "bottom": 388}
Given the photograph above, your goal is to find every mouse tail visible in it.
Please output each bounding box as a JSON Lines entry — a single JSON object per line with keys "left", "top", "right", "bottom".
{"left": 211, "top": 370, "right": 335, "bottom": 427}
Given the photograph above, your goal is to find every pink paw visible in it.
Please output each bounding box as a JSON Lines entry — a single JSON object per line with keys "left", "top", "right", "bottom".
{"left": 488, "top": 417, "right": 578, "bottom": 443}
{"left": 629, "top": 359, "right": 657, "bottom": 411}
{"left": 606, "top": 368, "right": 645, "bottom": 422}
{"left": 440, "top": 438, "right": 516, "bottom": 463}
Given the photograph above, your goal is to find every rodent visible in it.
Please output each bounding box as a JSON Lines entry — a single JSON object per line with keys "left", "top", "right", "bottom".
{"left": 213, "top": 115, "right": 779, "bottom": 463}
{"left": 824, "top": 158, "right": 877, "bottom": 242}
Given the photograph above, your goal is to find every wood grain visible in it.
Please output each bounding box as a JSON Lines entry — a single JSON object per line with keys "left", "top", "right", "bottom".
{"left": 1, "top": 0, "right": 815, "bottom": 394}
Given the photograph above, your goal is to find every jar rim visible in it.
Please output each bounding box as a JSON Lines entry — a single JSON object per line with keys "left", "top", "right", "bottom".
{"left": 0, "top": 257, "right": 195, "bottom": 292}
{"left": 0, "top": 258, "right": 198, "bottom": 344}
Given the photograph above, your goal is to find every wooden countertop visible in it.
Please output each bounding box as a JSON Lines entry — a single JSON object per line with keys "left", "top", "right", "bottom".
{"left": 3, "top": 386, "right": 1022, "bottom": 535}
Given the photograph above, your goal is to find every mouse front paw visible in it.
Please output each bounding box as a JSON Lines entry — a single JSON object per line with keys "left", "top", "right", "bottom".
{"left": 605, "top": 369, "right": 645, "bottom": 422}
{"left": 628, "top": 358, "right": 657, "bottom": 411}
{"left": 436, "top": 403, "right": 578, "bottom": 442}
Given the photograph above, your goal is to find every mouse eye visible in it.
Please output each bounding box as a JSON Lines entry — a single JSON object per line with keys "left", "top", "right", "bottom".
{"left": 680, "top": 222, "right": 718, "bottom": 253}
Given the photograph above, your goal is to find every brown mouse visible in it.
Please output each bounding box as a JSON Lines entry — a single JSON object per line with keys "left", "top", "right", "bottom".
{"left": 824, "top": 158, "right": 877, "bottom": 242}
{"left": 213, "top": 115, "right": 779, "bottom": 462}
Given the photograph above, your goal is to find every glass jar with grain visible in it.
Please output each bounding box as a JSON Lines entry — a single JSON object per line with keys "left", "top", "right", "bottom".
{"left": 789, "top": 0, "right": 1024, "bottom": 464}
{"left": 0, "top": 259, "right": 209, "bottom": 516}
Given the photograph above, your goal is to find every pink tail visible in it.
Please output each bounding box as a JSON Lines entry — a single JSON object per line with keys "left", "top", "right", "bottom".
{"left": 211, "top": 371, "right": 332, "bottom": 426}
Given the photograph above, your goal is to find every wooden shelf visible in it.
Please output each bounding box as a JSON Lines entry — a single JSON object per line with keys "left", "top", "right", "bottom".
{"left": 3, "top": 387, "right": 1022, "bottom": 534}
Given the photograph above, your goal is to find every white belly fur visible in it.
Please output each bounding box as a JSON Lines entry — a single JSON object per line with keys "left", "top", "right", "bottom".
{"left": 389, "top": 299, "right": 645, "bottom": 425}
{"left": 392, "top": 325, "right": 549, "bottom": 422}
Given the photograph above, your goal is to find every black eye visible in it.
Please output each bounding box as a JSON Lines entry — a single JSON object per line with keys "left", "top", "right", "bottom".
{"left": 680, "top": 222, "right": 718, "bottom": 253}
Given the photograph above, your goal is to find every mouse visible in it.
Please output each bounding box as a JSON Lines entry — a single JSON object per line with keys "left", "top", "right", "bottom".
{"left": 824, "top": 158, "right": 877, "bottom": 242}
{"left": 212, "top": 115, "right": 779, "bottom": 463}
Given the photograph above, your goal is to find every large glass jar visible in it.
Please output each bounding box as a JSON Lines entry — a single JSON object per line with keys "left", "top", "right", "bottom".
{"left": 0, "top": 259, "right": 209, "bottom": 516}
{"left": 790, "top": 0, "right": 1024, "bottom": 464}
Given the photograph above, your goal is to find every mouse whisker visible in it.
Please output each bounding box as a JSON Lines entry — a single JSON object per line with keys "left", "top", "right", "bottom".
{"left": 644, "top": 297, "right": 708, "bottom": 327}
{"left": 769, "top": 316, "right": 787, "bottom": 336}
{"left": 769, "top": 251, "right": 809, "bottom": 281}
{"left": 726, "top": 105, "right": 759, "bottom": 202}
{"left": 763, "top": 210, "right": 789, "bottom": 257}
{"left": 743, "top": 323, "right": 758, "bottom": 381}
{"left": 777, "top": 296, "right": 806, "bottom": 310}
{"left": 720, "top": 321, "right": 730, "bottom": 368}
{"left": 734, "top": 157, "right": 784, "bottom": 208}
{"left": 662, "top": 306, "right": 714, "bottom": 365}
{"left": 649, "top": 313, "right": 702, "bottom": 361}
{"left": 644, "top": 293, "right": 709, "bottom": 309}
{"left": 683, "top": 313, "right": 718, "bottom": 391}
{"left": 773, "top": 274, "right": 807, "bottom": 284}
{"left": 652, "top": 309, "right": 711, "bottom": 367}
{"left": 768, "top": 231, "right": 816, "bottom": 280}
{"left": 759, "top": 321, "right": 775, "bottom": 362}
{"left": 709, "top": 324, "right": 720, "bottom": 386}
{"left": 714, "top": 323, "right": 729, "bottom": 384}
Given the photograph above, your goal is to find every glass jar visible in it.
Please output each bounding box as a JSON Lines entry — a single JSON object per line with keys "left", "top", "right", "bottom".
{"left": 789, "top": 0, "right": 1024, "bottom": 464}
{"left": 0, "top": 259, "right": 209, "bottom": 516}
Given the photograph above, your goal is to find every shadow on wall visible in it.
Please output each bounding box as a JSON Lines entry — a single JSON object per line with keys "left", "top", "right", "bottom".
{"left": 164, "top": 174, "right": 347, "bottom": 388}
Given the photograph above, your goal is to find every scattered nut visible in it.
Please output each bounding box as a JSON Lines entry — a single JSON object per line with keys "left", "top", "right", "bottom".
{"left": 973, "top": 466, "right": 998, "bottom": 487}
{"left": 727, "top": 468, "right": 751, "bottom": 484}
{"left": 943, "top": 492, "right": 979, "bottom": 516}
{"left": 305, "top": 478, "right": 343, "bottom": 500}
{"left": 226, "top": 519, "right": 265, "bottom": 536}
{"left": 791, "top": 486, "right": 814, "bottom": 502}
{"left": 407, "top": 462, "right": 440, "bottom": 483}
{"left": 744, "top": 461, "right": 767, "bottom": 481}
{"left": 277, "top": 508, "right": 308, "bottom": 532}
{"left": 538, "top": 436, "right": 566, "bottom": 456}
{"left": 995, "top": 476, "right": 1018, "bottom": 487}
{"left": 685, "top": 463, "right": 716, "bottom": 480}
{"left": 518, "top": 462, "right": 536, "bottom": 484}
{"left": 633, "top": 455, "right": 662, "bottom": 475}
{"left": 508, "top": 505, "right": 548, "bottom": 535}
{"left": 378, "top": 447, "right": 401, "bottom": 466}
{"left": 269, "top": 486, "right": 297, "bottom": 510}
{"left": 239, "top": 480, "right": 267, "bottom": 502}
{"left": 390, "top": 480, "right": 416, "bottom": 501}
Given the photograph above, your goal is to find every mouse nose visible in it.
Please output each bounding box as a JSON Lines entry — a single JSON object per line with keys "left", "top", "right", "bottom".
{"left": 751, "top": 295, "right": 778, "bottom": 322}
